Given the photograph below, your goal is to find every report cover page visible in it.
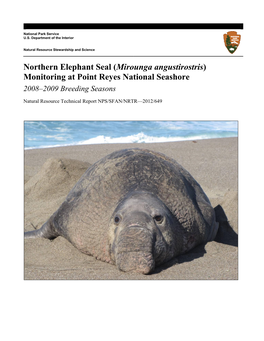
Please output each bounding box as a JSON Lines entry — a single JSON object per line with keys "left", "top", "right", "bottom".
{"left": 23, "top": 23, "right": 241, "bottom": 280}
{"left": 3, "top": 3, "right": 261, "bottom": 339}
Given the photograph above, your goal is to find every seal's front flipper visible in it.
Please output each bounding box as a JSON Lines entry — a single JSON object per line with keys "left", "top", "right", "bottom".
{"left": 24, "top": 221, "right": 59, "bottom": 240}
{"left": 213, "top": 205, "right": 238, "bottom": 247}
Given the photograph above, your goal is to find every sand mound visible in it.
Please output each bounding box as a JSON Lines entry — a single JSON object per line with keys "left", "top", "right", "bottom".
{"left": 24, "top": 158, "right": 91, "bottom": 231}
{"left": 25, "top": 157, "right": 90, "bottom": 198}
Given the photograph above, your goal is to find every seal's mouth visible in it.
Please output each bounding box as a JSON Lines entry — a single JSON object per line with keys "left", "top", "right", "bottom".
{"left": 116, "top": 251, "right": 155, "bottom": 274}
{"left": 115, "top": 226, "right": 155, "bottom": 274}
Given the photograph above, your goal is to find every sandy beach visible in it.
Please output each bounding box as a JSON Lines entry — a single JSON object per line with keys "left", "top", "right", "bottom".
{"left": 24, "top": 137, "right": 238, "bottom": 280}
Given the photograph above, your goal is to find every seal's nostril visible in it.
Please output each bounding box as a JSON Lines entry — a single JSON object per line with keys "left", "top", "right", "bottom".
{"left": 114, "top": 214, "right": 122, "bottom": 224}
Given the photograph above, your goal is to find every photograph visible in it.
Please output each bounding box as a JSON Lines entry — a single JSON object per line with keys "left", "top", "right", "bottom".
{"left": 24, "top": 121, "right": 238, "bottom": 280}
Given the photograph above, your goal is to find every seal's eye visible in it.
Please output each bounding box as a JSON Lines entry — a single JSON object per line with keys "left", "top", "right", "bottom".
{"left": 154, "top": 215, "right": 163, "bottom": 223}
{"left": 114, "top": 215, "right": 121, "bottom": 224}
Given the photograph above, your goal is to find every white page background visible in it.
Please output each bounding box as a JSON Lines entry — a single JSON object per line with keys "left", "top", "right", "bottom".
{"left": 1, "top": 1, "right": 262, "bottom": 340}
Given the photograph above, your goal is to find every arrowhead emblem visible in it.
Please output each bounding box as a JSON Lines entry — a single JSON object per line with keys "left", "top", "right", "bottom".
{"left": 224, "top": 31, "right": 241, "bottom": 54}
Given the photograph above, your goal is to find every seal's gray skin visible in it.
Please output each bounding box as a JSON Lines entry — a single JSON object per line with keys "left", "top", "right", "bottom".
{"left": 25, "top": 148, "right": 218, "bottom": 274}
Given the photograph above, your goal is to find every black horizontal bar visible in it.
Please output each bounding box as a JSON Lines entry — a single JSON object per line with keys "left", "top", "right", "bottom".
{"left": 24, "top": 55, "right": 243, "bottom": 58}
{"left": 24, "top": 23, "right": 243, "bottom": 30}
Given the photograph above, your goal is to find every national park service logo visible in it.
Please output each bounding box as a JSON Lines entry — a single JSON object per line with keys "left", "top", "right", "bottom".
{"left": 224, "top": 31, "right": 241, "bottom": 54}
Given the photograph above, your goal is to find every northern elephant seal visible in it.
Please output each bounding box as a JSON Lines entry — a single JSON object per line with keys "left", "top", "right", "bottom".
{"left": 25, "top": 148, "right": 219, "bottom": 274}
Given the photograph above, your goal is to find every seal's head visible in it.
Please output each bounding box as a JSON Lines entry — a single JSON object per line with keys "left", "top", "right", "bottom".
{"left": 108, "top": 191, "right": 179, "bottom": 274}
